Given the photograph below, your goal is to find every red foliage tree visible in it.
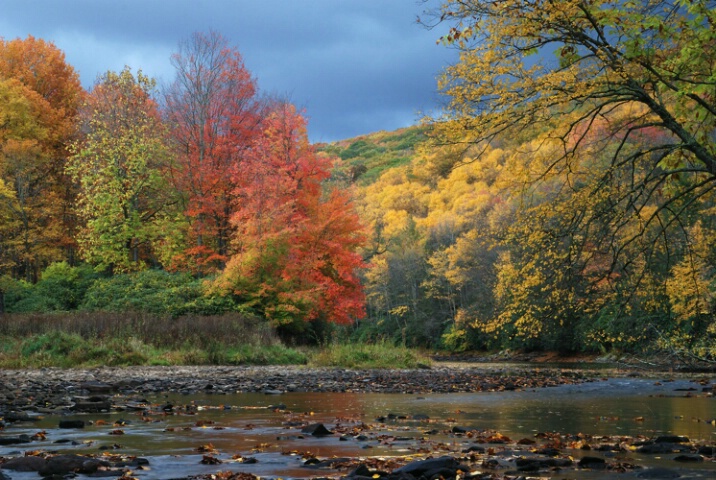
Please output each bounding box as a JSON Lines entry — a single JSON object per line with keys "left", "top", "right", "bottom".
{"left": 217, "top": 103, "right": 367, "bottom": 327}
{"left": 164, "top": 31, "right": 264, "bottom": 273}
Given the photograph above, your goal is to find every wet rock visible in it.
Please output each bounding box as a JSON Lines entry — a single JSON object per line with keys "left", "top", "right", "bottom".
{"left": 0, "top": 455, "right": 46, "bottom": 472}
{"left": 697, "top": 445, "right": 716, "bottom": 456}
{"left": 0, "top": 434, "right": 32, "bottom": 445}
{"left": 301, "top": 423, "right": 333, "bottom": 436}
{"left": 4, "top": 411, "right": 39, "bottom": 422}
{"left": 347, "top": 464, "right": 372, "bottom": 478}
{"left": 393, "top": 455, "right": 464, "bottom": 478}
{"left": 655, "top": 435, "right": 689, "bottom": 443}
{"left": 39, "top": 454, "right": 107, "bottom": 476}
{"left": 534, "top": 447, "right": 561, "bottom": 456}
{"left": 673, "top": 454, "right": 703, "bottom": 462}
{"left": 70, "top": 398, "right": 111, "bottom": 413}
{"left": 516, "top": 456, "right": 573, "bottom": 471}
{"left": 304, "top": 457, "right": 352, "bottom": 469}
{"left": 578, "top": 456, "right": 606, "bottom": 469}
{"left": 80, "top": 381, "right": 114, "bottom": 393}
{"left": 0, "top": 470, "right": 10, "bottom": 480}
{"left": 462, "top": 445, "right": 485, "bottom": 454}
{"left": 59, "top": 419, "right": 86, "bottom": 428}
{"left": 638, "top": 443, "right": 692, "bottom": 454}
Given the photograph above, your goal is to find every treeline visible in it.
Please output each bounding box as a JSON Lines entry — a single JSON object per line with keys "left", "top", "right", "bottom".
{"left": 0, "top": 32, "right": 365, "bottom": 339}
{"left": 3, "top": 0, "right": 716, "bottom": 361}
{"left": 338, "top": 120, "right": 715, "bottom": 357}
{"left": 335, "top": 0, "right": 716, "bottom": 359}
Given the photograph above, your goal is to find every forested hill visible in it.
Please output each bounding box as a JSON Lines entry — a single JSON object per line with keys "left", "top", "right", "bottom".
{"left": 326, "top": 106, "right": 716, "bottom": 359}
{"left": 317, "top": 126, "right": 427, "bottom": 185}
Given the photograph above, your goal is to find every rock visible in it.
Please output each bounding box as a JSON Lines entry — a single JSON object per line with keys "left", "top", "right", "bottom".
{"left": 578, "top": 456, "right": 606, "bottom": 468}
{"left": 80, "top": 381, "right": 113, "bottom": 393}
{"left": 638, "top": 443, "right": 691, "bottom": 454}
{"left": 462, "top": 445, "right": 485, "bottom": 453}
{"left": 673, "top": 454, "right": 703, "bottom": 462}
{"left": 70, "top": 399, "right": 111, "bottom": 412}
{"left": 697, "top": 445, "right": 715, "bottom": 455}
{"left": 38, "top": 454, "right": 106, "bottom": 476}
{"left": 393, "top": 456, "right": 463, "bottom": 478}
{"left": 348, "top": 464, "right": 372, "bottom": 477}
{"left": 516, "top": 457, "right": 573, "bottom": 471}
{"left": 4, "top": 411, "right": 39, "bottom": 422}
{"left": 301, "top": 423, "right": 333, "bottom": 436}
{"left": 0, "top": 434, "right": 32, "bottom": 445}
{"left": 59, "top": 419, "right": 86, "bottom": 428}
{"left": 655, "top": 435, "right": 689, "bottom": 443}
{"left": 0, "top": 455, "right": 46, "bottom": 471}
{"left": 303, "top": 457, "right": 352, "bottom": 469}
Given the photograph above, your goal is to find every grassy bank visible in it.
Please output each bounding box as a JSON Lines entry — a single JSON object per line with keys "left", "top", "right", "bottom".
{"left": 0, "top": 313, "right": 428, "bottom": 369}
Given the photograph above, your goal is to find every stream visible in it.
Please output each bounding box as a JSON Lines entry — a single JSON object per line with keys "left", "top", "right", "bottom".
{"left": 1, "top": 374, "right": 715, "bottom": 479}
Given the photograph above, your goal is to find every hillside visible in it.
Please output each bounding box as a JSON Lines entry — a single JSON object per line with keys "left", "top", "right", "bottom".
{"left": 317, "top": 126, "right": 427, "bottom": 185}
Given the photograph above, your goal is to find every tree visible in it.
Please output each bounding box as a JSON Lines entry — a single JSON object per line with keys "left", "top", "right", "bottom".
{"left": 164, "top": 31, "right": 264, "bottom": 273}
{"left": 216, "top": 103, "right": 367, "bottom": 331}
{"left": 429, "top": 0, "right": 716, "bottom": 349}
{"left": 0, "top": 78, "right": 62, "bottom": 281}
{"left": 432, "top": 0, "right": 716, "bottom": 255}
{"left": 0, "top": 36, "right": 83, "bottom": 278}
{"left": 67, "top": 67, "right": 174, "bottom": 273}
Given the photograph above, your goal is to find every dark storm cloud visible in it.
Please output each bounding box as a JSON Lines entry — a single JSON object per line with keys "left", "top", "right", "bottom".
{"left": 0, "top": 0, "right": 456, "bottom": 142}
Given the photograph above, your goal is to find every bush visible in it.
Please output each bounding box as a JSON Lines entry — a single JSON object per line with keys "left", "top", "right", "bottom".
{"left": 4, "top": 263, "right": 99, "bottom": 313}
{"left": 80, "top": 269, "right": 236, "bottom": 316}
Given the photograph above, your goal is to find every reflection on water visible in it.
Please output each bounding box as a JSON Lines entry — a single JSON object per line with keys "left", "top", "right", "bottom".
{"left": 1, "top": 377, "right": 715, "bottom": 479}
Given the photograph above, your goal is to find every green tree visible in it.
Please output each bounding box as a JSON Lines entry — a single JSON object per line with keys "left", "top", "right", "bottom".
{"left": 67, "top": 68, "right": 174, "bottom": 273}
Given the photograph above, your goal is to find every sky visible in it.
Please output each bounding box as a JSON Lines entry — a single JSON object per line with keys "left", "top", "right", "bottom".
{"left": 0, "top": 0, "right": 458, "bottom": 143}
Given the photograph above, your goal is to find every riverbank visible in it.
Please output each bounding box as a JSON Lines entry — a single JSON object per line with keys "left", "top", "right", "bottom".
{"left": 1, "top": 359, "right": 709, "bottom": 413}
{"left": 0, "top": 363, "right": 596, "bottom": 409}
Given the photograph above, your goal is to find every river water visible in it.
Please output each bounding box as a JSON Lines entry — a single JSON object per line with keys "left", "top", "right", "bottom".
{"left": 1, "top": 374, "right": 715, "bottom": 479}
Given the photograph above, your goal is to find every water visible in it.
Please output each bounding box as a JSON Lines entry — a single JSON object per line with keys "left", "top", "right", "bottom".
{"left": 1, "top": 376, "right": 715, "bottom": 479}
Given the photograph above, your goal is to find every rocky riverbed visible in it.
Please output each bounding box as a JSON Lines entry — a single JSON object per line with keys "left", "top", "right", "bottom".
{"left": 2, "top": 364, "right": 715, "bottom": 480}
{"left": 0, "top": 364, "right": 599, "bottom": 410}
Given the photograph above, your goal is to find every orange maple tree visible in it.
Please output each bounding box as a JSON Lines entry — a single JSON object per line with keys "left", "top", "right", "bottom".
{"left": 0, "top": 36, "right": 83, "bottom": 279}
{"left": 217, "top": 103, "right": 367, "bottom": 327}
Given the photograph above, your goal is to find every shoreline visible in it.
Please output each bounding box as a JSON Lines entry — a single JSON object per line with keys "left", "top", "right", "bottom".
{"left": 1, "top": 360, "right": 709, "bottom": 411}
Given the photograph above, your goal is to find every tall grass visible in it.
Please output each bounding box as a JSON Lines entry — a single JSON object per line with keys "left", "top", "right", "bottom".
{"left": 0, "top": 313, "right": 428, "bottom": 369}
{"left": 0, "top": 312, "right": 307, "bottom": 368}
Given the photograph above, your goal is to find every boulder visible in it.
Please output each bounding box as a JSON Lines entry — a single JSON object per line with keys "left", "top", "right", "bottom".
{"left": 301, "top": 423, "right": 333, "bottom": 436}
{"left": 393, "top": 456, "right": 464, "bottom": 478}
{"left": 0, "top": 456, "right": 46, "bottom": 472}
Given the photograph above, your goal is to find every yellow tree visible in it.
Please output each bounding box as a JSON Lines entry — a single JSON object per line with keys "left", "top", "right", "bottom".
{"left": 429, "top": 0, "right": 716, "bottom": 352}
{"left": 432, "top": 0, "right": 716, "bottom": 259}
{"left": 0, "top": 36, "right": 84, "bottom": 269}
{"left": 0, "top": 78, "right": 63, "bottom": 281}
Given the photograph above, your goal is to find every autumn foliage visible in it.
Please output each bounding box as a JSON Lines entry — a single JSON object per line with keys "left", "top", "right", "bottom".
{"left": 218, "top": 103, "right": 366, "bottom": 326}
{"left": 1, "top": 9, "right": 715, "bottom": 358}
{"left": 0, "top": 33, "right": 367, "bottom": 331}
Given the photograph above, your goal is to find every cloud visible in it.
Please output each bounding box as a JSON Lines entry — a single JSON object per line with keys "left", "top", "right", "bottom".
{"left": 0, "top": 0, "right": 456, "bottom": 142}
